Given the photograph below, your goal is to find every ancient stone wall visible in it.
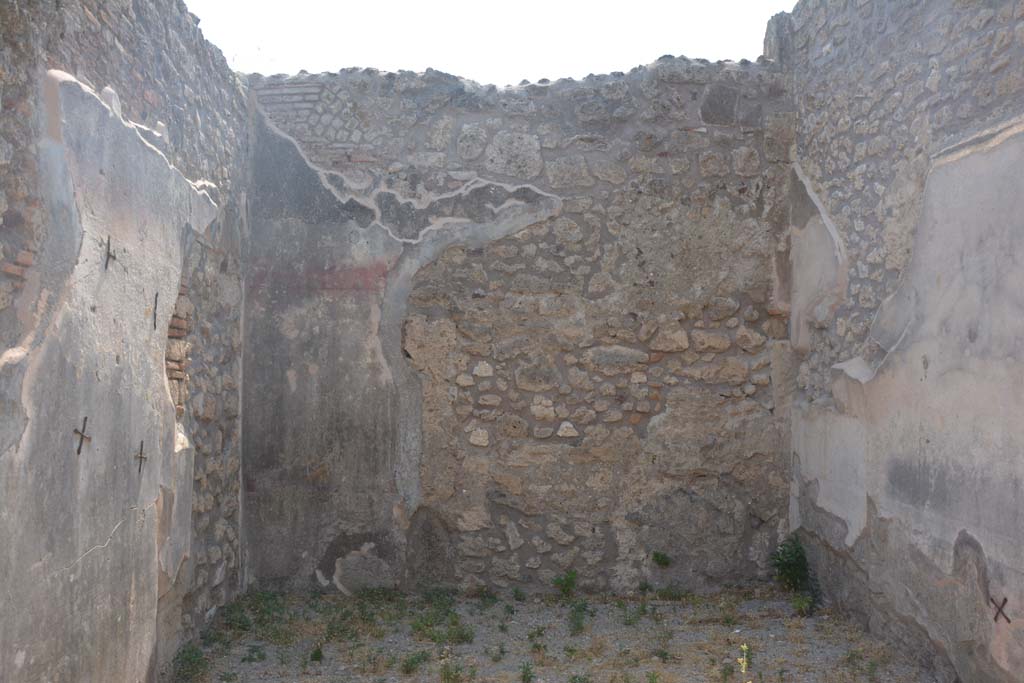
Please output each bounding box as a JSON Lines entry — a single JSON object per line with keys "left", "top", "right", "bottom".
{"left": 772, "top": 1, "right": 1024, "bottom": 680}
{"left": 5, "top": 2, "right": 1023, "bottom": 681}
{"left": 0, "top": 2, "right": 249, "bottom": 680}
{"left": 246, "top": 60, "right": 796, "bottom": 593}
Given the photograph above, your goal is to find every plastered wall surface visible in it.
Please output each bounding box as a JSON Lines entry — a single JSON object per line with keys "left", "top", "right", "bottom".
{"left": 1, "top": 1, "right": 249, "bottom": 677}
{"left": 244, "top": 62, "right": 795, "bottom": 593}
{"left": 771, "top": 1, "right": 1024, "bottom": 680}
{"left": 0, "top": 72, "right": 216, "bottom": 683}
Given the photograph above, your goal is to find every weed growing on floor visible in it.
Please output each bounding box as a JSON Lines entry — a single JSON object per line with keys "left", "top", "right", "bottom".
{"left": 216, "top": 673, "right": 238, "bottom": 682}
{"left": 221, "top": 601, "right": 253, "bottom": 633}
{"left": 519, "top": 661, "right": 535, "bottom": 682}
{"left": 489, "top": 642, "right": 507, "bottom": 662}
{"left": 737, "top": 643, "right": 751, "bottom": 673}
{"left": 654, "top": 585, "right": 691, "bottom": 602}
{"left": 399, "top": 650, "right": 430, "bottom": 674}
{"left": 553, "top": 569, "right": 578, "bottom": 599}
{"left": 513, "top": 587, "right": 526, "bottom": 602}
{"left": 619, "top": 597, "right": 648, "bottom": 626}
{"left": 468, "top": 585, "right": 499, "bottom": 611}
{"left": 410, "top": 588, "right": 475, "bottom": 644}
{"left": 309, "top": 644, "right": 323, "bottom": 662}
{"left": 240, "top": 644, "right": 266, "bottom": 663}
{"left": 238, "top": 591, "right": 296, "bottom": 645}
{"left": 171, "top": 644, "right": 209, "bottom": 682}
{"left": 771, "top": 535, "right": 809, "bottom": 591}
{"left": 569, "top": 675, "right": 592, "bottom": 683}
{"left": 791, "top": 593, "right": 813, "bottom": 617}
{"left": 651, "top": 551, "right": 671, "bottom": 567}
{"left": 719, "top": 661, "right": 735, "bottom": 681}
{"left": 568, "top": 599, "right": 590, "bottom": 635}
{"left": 440, "top": 660, "right": 474, "bottom": 683}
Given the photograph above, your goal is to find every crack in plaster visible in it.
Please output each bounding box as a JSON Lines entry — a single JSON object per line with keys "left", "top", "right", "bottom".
{"left": 253, "top": 99, "right": 560, "bottom": 245}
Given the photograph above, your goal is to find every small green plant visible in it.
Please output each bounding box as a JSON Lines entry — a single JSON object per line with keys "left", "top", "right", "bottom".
{"left": 240, "top": 644, "right": 266, "bottom": 663}
{"left": 638, "top": 580, "right": 652, "bottom": 594}
{"left": 172, "top": 644, "right": 209, "bottom": 682}
{"left": 217, "top": 673, "right": 239, "bottom": 682}
{"left": 720, "top": 661, "right": 735, "bottom": 682}
{"left": 469, "top": 585, "right": 499, "bottom": 610}
{"left": 326, "top": 606, "right": 359, "bottom": 641}
{"left": 231, "top": 590, "right": 296, "bottom": 645}
{"left": 310, "top": 644, "right": 323, "bottom": 662}
{"left": 791, "top": 594, "right": 813, "bottom": 617}
{"left": 489, "top": 642, "right": 507, "bottom": 663}
{"left": 651, "top": 551, "right": 671, "bottom": 568}
{"left": 646, "top": 673, "right": 660, "bottom": 683}
{"left": 221, "top": 601, "right": 253, "bottom": 633}
{"left": 621, "top": 597, "right": 648, "bottom": 626}
{"left": 553, "top": 569, "right": 578, "bottom": 599}
{"left": 199, "top": 627, "right": 231, "bottom": 648}
{"left": 513, "top": 587, "right": 526, "bottom": 602}
{"left": 520, "top": 661, "right": 535, "bottom": 683}
{"left": 504, "top": 603, "right": 516, "bottom": 616}
{"left": 400, "top": 650, "right": 431, "bottom": 675}
{"left": 440, "top": 661, "right": 473, "bottom": 683}
{"left": 568, "top": 599, "right": 589, "bottom": 635}
{"left": 527, "top": 625, "right": 546, "bottom": 642}
{"left": 737, "top": 644, "right": 751, "bottom": 674}
{"left": 570, "top": 675, "right": 592, "bottom": 683}
{"left": 770, "top": 535, "right": 810, "bottom": 592}
{"left": 653, "top": 648, "right": 670, "bottom": 662}
{"left": 410, "top": 589, "right": 475, "bottom": 644}
{"left": 655, "top": 585, "right": 690, "bottom": 602}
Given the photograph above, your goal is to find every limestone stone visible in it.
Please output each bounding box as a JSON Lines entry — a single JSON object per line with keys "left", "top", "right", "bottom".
{"left": 731, "top": 146, "right": 760, "bottom": 176}
{"left": 707, "top": 297, "right": 740, "bottom": 320}
{"left": 484, "top": 131, "right": 543, "bottom": 178}
{"left": 556, "top": 421, "right": 579, "bottom": 438}
{"left": 582, "top": 345, "right": 650, "bottom": 375}
{"left": 457, "top": 123, "right": 488, "bottom": 160}
{"left": 699, "top": 151, "right": 728, "bottom": 176}
{"left": 546, "top": 155, "right": 594, "bottom": 188}
{"left": 469, "top": 429, "right": 490, "bottom": 447}
{"left": 735, "top": 326, "right": 766, "bottom": 353}
{"left": 649, "top": 323, "right": 689, "bottom": 352}
{"left": 691, "top": 330, "right": 731, "bottom": 352}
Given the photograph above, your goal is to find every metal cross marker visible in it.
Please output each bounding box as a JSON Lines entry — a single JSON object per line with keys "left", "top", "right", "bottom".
{"left": 72, "top": 417, "right": 91, "bottom": 454}
{"left": 104, "top": 236, "right": 116, "bottom": 270}
{"left": 134, "top": 440, "right": 147, "bottom": 473}
{"left": 153, "top": 292, "right": 159, "bottom": 330}
{"left": 991, "top": 597, "right": 1011, "bottom": 624}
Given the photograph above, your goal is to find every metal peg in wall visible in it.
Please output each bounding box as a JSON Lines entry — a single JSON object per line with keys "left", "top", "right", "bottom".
{"left": 104, "top": 236, "right": 116, "bottom": 271}
{"left": 134, "top": 440, "right": 147, "bottom": 474}
{"left": 72, "top": 417, "right": 91, "bottom": 455}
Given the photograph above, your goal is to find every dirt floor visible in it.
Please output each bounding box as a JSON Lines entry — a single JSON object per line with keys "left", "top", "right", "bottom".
{"left": 175, "top": 585, "right": 938, "bottom": 683}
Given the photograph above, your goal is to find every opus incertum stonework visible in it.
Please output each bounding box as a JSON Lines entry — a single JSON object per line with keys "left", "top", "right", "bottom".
{"left": 2, "top": 2, "right": 1023, "bottom": 681}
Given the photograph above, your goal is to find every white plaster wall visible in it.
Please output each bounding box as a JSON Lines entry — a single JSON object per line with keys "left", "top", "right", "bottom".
{"left": 791, "top": 122, "right": 1024, "bottom": 681}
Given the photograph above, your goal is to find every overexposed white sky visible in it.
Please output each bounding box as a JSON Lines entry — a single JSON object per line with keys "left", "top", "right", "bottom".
{"left": 184, "top": 0, "right": 796, "bottom": 87}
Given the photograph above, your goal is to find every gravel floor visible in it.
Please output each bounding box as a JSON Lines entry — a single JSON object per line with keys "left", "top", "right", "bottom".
{"left": 185, "top": 585, "right": 938, "bottom": 683}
